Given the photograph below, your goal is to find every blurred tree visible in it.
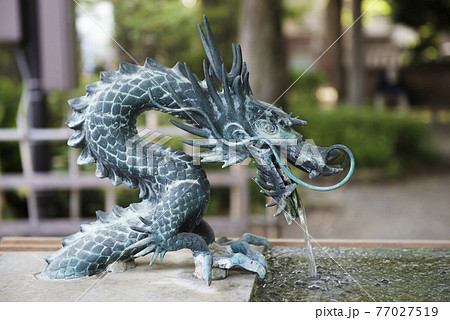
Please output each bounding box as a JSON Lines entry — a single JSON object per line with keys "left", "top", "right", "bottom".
{"left": 325, "top": 0, "right": 345, "bottom": 102}
{"left": 391, "top": 0, "right": 450, "bottom": 63}
{"left": 0, "top": 47, "right": 21, "bottom": 130}
{"left": 238, "top": 0, "right": 286, "bottom": 105}
{"left": 0, "top": 47, "right": 22, "bottom": 178}
{"left": 348, "top": 0, "right": 364, "bottom": 106}
{"left": 111, "top": 0, "right": 287, "bottom": 103}
{"left": 111, "top": 0, "right": 239, "bottom": 76}
{"left": 202, "top": 0, "right": 240, "bottom": 62}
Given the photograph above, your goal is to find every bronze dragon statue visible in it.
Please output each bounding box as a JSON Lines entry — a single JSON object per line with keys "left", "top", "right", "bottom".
{"left": 43, "top": 16, "right": 354, "bottom": 285}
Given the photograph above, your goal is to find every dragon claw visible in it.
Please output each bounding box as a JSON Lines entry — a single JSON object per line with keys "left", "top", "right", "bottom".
{"left": 193, "top": 233, "right": 270, "bottom": 282}
{"left": 229, "top": 241, "right": 268, "bottom": 269}
{"left": 149, "top": 248, "right": 161, "bottom": 267}
{"left": 212, "top": 252, "right": 266, "bottom": 279}
{"left": 193, "top": 252, "right": 213, "bottom": 286}
{"left": 237, "top": 233, "right": 271, "bottom": 251}
{"left": 129, "top": 226, "right": 148, "bottom": 233}
{"left": 138, "top": 216, "right": 153, "bottom": 226}
{"left": 203, "top": 254, "right": 213, "bottom": 286}
{"left": 159, "top": 250, "right": 166, "bottom": 263}
{"left": 133, "top": 243, "right": 155, "bottom": 258}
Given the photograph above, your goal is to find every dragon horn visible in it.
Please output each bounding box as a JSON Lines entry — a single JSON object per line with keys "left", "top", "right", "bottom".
{"left": 291, "top": 118, "right": 308, "bottom": 126}
{"left": 198, "top": 15, "right": 226, "bottom": 84}
{"left": 229, "top": 43, "right": 243, "bottom": 80}
{"left": 179, "top": 138, "right": 218, "bottom": 150}
{"left": 242, "top": 62, "right": 252, "bottom": 95}
{"left": 203, "top": 59, "right": 224, "bottom": 112}
{"left": 184, "top": 63, "right": 210, "bottom": 110}
{"left": 169, "top": 119, "right": 210, "bottom": 138}
{"left": 221, "top": 63, "right": 234, "bottom": 109}
{"left": 232, "top": 75, "right": 245, "bottom": 105}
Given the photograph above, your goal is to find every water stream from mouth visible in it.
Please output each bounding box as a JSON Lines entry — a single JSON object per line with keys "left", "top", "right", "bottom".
{"left": 268, "top": 142, "right": 354, "bottom": 281}
{"left": 297, "top": 197, "right": 318, "bottom": 280}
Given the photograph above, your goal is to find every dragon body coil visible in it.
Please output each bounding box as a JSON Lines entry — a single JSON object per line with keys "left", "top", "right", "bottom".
{"left": 43, "top": 16, "right": 353, "bottom": 283}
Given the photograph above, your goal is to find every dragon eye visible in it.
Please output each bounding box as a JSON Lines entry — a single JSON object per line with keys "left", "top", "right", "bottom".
{"left": 264, "top": 124, "right": 276, "bottom": 133}
{"left": 256, "top": 120, "right": 278, "bottom": 135}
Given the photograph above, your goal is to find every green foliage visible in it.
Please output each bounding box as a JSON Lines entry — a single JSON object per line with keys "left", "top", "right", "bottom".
{"left": 0, "top": 48, "right": 23, "bottom": 174}
{"left": 80, "top": 189, "right": 105, "bottom": 218}
{"left": 206, "top": 187, "right": 229, "bottom": 217}
{"left": 282, "top": 0, "right": 310, "bottom": 20}
{"left": 287, "top": 102, "right": 433, "bottom": 178}
{"left": 1, "top": 191, "right": 27, "bottom": 220}
{"left": 111, "top": 0, "right": 239, "bottom": 75}
{"left": 390, "top": 0, "right": 450, "bottom": 64}
{"left": 392, "top": 0, "right": 450, "bottom": 32}
{"left": 116, "top": 188, "right": 141, "bottom": 210}
{"left": 283, "top": 69, "right": 434, "bottom": 178}
{"left": 0, "top": 76, "right": 21, "bottom": 128}
{"left": 286, "top": 70, "right": 325, "bottom": 108}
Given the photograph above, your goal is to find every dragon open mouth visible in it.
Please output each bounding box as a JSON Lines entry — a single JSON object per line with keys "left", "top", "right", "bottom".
{"left": 272, "top": 143, "right": 355, "bottom": 192}
{"left": 287, "top": 145, "right": 348, "bottom": 179}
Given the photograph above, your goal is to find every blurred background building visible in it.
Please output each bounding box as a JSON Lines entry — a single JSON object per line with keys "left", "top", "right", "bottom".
{"left": 0, "top": 0, "right": 449, "bottom": 240}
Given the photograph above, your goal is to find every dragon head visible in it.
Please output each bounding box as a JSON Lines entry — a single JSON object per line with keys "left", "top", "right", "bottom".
{"left": 165, "top": 16, "right": 354, "bottom": 224}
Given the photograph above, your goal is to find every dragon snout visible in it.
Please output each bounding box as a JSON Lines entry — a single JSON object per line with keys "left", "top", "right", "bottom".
{"left": 315, "top": 146, "right": 345, "bottom": 178}
{"left": 319, "top": 146, "right": 341, "bottom": 164}
{"left": 287, "top": 143, "right": 347, "bottom": 179}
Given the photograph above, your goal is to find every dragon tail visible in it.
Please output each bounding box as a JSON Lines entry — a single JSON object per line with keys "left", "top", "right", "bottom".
{"left": 46, "top": 59, "right": 190, "bottom": 279}
{"left": 43, "top": 202, "right": 151, "bottom": 279}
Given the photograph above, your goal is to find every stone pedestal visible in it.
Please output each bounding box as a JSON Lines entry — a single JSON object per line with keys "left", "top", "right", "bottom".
{"left": 0, "top": 249, "right": 256, "bottom": 302}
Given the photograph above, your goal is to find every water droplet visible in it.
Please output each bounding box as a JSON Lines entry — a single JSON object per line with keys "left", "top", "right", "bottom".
{"left": 308, "top": 285, "right": 321, "bottom": 290}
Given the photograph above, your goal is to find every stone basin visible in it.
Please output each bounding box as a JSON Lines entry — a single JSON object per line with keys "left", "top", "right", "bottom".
{"left": 0, "top": 237, "right": 448, "bottom": 301}
{"left": 252, "top": 246, "right": 450, "bottom": 302}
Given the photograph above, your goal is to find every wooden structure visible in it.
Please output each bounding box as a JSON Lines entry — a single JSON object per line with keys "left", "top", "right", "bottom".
{"left": 1, "top": 236, "right": 449, "bottom": 252}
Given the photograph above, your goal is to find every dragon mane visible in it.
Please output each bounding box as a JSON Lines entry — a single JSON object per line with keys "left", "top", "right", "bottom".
{"left": 149, "top": 15, "right": 306, "bottom": 168}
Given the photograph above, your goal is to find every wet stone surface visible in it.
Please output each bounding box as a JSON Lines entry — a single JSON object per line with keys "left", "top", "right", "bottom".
{"left": 251, "top": 247, "right": 450, "bottom": 302}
